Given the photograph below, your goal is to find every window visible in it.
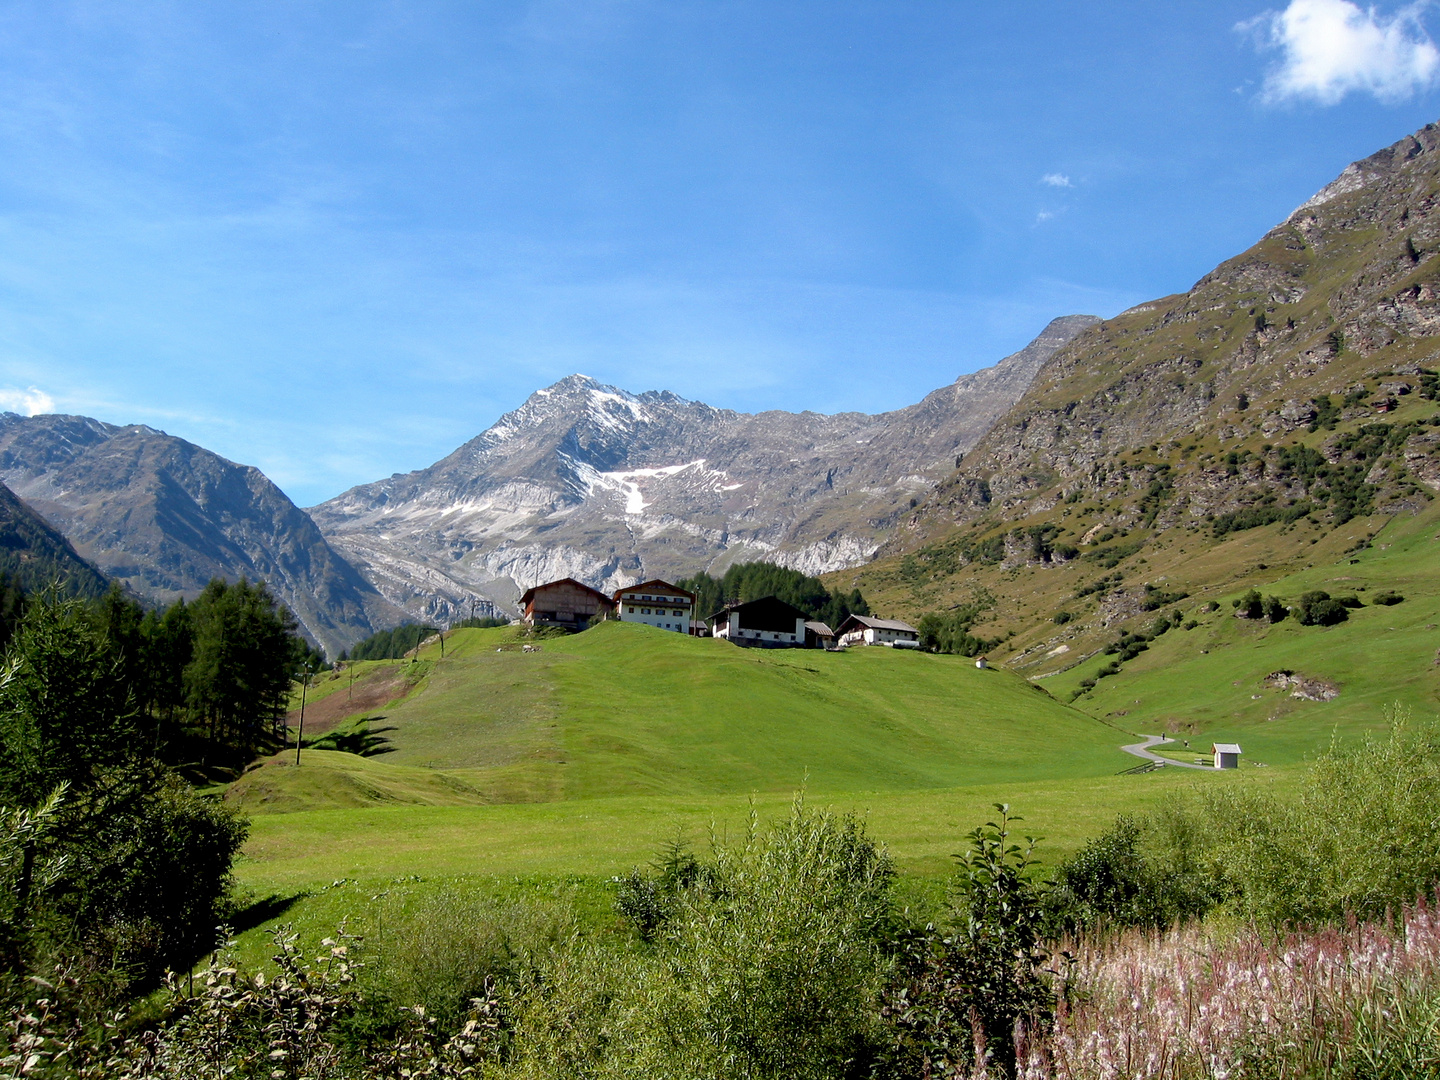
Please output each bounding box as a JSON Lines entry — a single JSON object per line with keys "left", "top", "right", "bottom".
{"left": 627, "top": 607, "right": 634, "bottom": 613}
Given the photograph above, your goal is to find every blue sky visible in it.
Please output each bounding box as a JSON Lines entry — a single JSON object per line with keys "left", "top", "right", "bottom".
{"left": 1, "top": 1, "right": 1439, "bottom": 505}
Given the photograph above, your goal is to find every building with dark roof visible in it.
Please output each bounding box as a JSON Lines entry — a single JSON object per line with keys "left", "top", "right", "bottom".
{"left": 708, "top": 595, "right": 809, "bottom": 648}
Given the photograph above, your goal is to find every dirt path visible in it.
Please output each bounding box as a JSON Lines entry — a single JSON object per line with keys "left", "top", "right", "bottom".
{"left": 287, "top": 671, "right": 410, "bottom": 735}
{"left": 1120, "top": 734, "right": 1215, "bottom": 770}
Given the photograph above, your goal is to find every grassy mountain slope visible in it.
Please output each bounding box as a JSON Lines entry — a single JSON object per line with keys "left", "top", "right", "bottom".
{"left": 0, "top": 480, "right": 107, "bottom": 597}
{"left": 834, "top": 122, "right": 1440, "bottom": 746}
{"left": 229, "top": 620, "right": 1132, "bottom": 812}
{"left": 1038, "top": 498, "right": 1440, "bottom": 762}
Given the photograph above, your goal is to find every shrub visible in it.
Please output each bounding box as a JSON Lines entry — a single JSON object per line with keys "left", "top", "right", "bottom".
{"left": 1232, "top": 588, "right": 1264, "bottom": 619}
{"left": 1295, "top": 590, "right": 1349, "bottom": 626}
{"left": 1373, "top": 590, "right": 1405, "bottom": 605}
{"left": 614, "top": 833, "right": 706, "bottom": 941}
{"left": 505, "top": 799, "right": 896, "bottom": 1080}
{"left": 1185, "top": 715, "right": 1440, "bottom": 925}
{"left": 1262, "top": 594, "right": 1287, "bottom": 623}
{"left": 1044, "top": 813, "right": 1224, "bottom": 936}
{"left": 1051, "top": 611, "right": 1073, "bottom": 625}
{"left": 877, "top": 805, "right": 1053, "bottom": 1080}
{"left": 367, "top": 885, "right": 578, "bottom": 1032}
{"left": 1140, "top": 584, "right": 1189, "bottom": 612}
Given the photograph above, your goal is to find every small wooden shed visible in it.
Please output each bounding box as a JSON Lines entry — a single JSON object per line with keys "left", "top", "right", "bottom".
{"left": 804, "top": 620, "right": 836, "bottom": 649}
{"left": 1212, "top": 742, "right": 1242, "bottom": 770}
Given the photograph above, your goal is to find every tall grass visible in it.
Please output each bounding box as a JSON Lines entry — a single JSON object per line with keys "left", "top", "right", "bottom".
{"left": 999, "top": 896, "right": 1440, "bottom": 1079}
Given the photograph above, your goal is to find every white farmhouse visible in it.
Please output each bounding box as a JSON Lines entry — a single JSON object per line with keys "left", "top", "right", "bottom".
{"left": 612, "top": 579, "right": 696, "bottom": 634}
{"left": 709, "top": 596, "right": 809, "bottom": 648}
{"left": 835, "top": 614, "right": 921, "bottom": 649}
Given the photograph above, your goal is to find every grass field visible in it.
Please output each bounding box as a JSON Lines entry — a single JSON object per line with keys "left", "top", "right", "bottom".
{"left": 226, "top": 763, "right": 1283, "bottom": 972}
{"left": 226, "top": 573, "right": 1406, "bottom": 971}
{"left": 239, "top": 620, "right": 1136, "bottom": 812}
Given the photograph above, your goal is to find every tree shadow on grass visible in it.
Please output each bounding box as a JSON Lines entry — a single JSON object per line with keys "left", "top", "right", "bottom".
{"left": 229, "top": 892, "right": 307, "bottom": 935}
{"left": 303, "top": 717, "right": 398, "bottom": 757}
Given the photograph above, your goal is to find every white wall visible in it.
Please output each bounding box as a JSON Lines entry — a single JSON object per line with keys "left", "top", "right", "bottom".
{"left": 618, "top": 591, "right": 692, "bottom": 633}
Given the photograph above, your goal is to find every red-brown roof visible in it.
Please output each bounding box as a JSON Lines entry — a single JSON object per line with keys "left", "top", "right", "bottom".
{"left": 611, "top": 579, "right": 696, "bottom": 602}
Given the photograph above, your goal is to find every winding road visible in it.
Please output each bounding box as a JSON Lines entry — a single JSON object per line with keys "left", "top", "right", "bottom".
{"left": 1120, "top": 734, "right": 1216, "bottom": 771}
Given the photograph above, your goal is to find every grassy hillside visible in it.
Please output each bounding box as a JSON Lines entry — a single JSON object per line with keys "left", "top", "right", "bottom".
{"left": 1038, "top": 497, "right": 1440, "bottom": 761}
{"left": 824, "top": 124, "right": 1440, "bottom": 770}
{"left": 235, "top": 620, "right": 1133, "bottom": 812}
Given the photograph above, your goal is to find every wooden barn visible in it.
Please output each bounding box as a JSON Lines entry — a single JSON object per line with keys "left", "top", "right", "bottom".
{"left": 835, "top": 614, "right": 920, "bottom": 649}
{"left": 520, "top": 578, "right": 616, "bottom": 631}
{"left": 709, "top": 595, "right": 809, "bottom": 648}
{"left": 613, "top": 579, "right": 696, "bottom": 635}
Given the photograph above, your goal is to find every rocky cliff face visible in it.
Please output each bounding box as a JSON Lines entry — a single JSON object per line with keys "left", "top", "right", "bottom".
{"left": 0, "top": 415, "right": 405, "bottom": 655}
{"left": 310, "top": 315, "right": 1097, "bottom": 622}
{"left": 850, "top": 121, "right": 1440, "bottom": 673}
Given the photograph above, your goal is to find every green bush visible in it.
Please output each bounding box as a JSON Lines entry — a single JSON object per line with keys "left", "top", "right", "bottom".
{"left": 1043, "top": 813, "right": 1224, "bottom": 935}
{"left": 503, "top": 799, "right": 896, "bottom": 1080}
{"left": 1373, "top": 590, "right": 1405, "bottom": 606}
{"left": 1295, "top": 590, "right": 1349, "bottom": 626}
{"left": 877, "top": 805, "right": 1053, "bottom": 1080}
{"left": 366, "top": 886, "right": 578, "bottom": 1033}
{"left": 1233, "top": 589, "right": 1264, "bottom": 619}
{"left": 1182, "top": 716, "right": 1440, "bottom": 925}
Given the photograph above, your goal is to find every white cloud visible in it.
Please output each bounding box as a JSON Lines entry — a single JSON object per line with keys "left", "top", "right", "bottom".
{"left": 0, "top": 387, "right": 55, "bottom": 416}
{"left": 1041, "top": 173, "right": 1072, "bottom": 187}
{"left": 1035, "top": 210, "right": 1055, "bottom": 223}
{"left": 1243, "top": 0, "right": 1440, "bottom": 105}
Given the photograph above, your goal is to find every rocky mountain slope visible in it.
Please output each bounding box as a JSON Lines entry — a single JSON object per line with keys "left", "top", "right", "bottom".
{"left": 310, "top": 315, "right": 1097, "bottom": 622}
{"left": 845, "top": 121, "right": 1440, "bottom": 681}
{"left": 0, "top": 479, "right": 108, "bottom": 598}
{"left": 0, "top": 415, "right": 405, "bottom": 655}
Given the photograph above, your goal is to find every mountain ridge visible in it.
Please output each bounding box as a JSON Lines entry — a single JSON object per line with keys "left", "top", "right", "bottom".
{"left": 309, "top": 314, "right": 1099, "bottom": 623}
{"left": 0, "top": 414, "right": 406, "bottom": 655}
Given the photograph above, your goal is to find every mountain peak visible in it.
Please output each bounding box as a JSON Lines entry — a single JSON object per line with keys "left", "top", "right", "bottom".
{"left": 1287, "top": 121, "right": 1440, "bottom": 223}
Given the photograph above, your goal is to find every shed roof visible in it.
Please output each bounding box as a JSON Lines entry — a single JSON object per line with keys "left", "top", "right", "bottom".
{"left": 805, "top": 620, "right": 835, "bottom": 637}
{"left": 837, "top": 614, "right": 919, "bottom": 635}
{"left": 1212, "top": 743, "right": 1243, "bottom": 755}
{"left": 519, "top": 578, "right": 615, "bottom": 608}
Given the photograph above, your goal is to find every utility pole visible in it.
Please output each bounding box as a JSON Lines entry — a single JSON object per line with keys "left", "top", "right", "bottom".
{"left": 294, "top": 671, "right": 311, "bottom": 766}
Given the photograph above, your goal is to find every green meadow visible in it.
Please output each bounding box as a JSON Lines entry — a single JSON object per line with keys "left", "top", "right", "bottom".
{"left": 224, "top": 617, "right": 1314, "bottom": 966}
{"left": 227, "top": 505, "right": 1439, "bottom": 964}
{"left": 240, "top": 619, "right": 1136, "bottom": 812}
